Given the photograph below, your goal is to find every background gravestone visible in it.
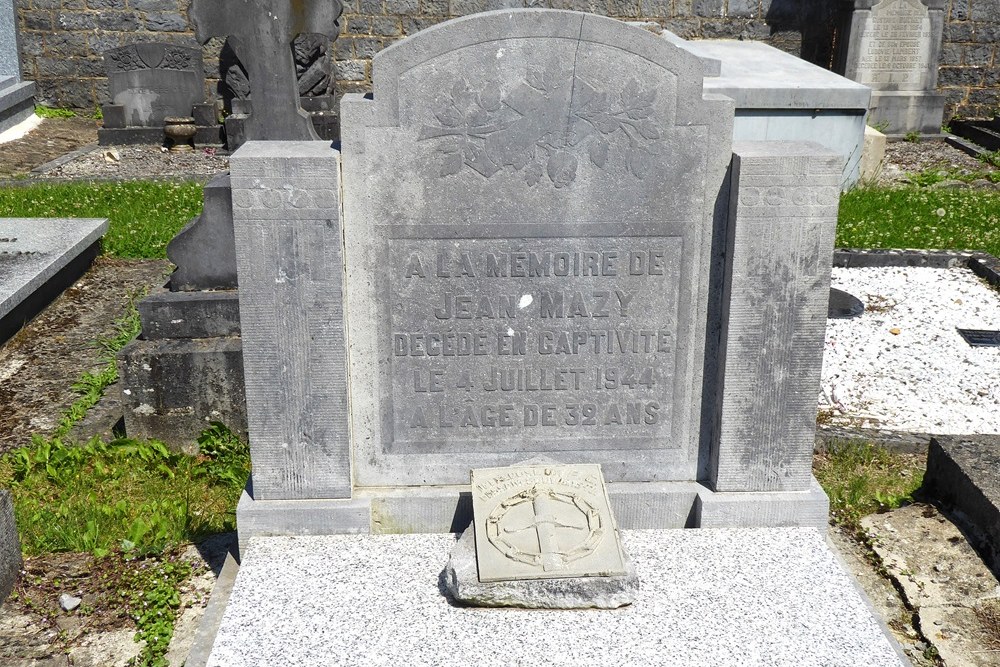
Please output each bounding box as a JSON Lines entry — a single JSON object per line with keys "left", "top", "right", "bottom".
{"left": 0, "top": 0, "right": 36, "bottom": 134}
{"left": 221, "top": 34, "right": 341, "bottom": 149}
{"left": 189, "top": 0, "right": 342, "bottom": 143}
{"left": 99, "top": 43, "right": 220, "bottom": 146}
{"left": 836, "top": 0, "right": 946, "bottom": 136}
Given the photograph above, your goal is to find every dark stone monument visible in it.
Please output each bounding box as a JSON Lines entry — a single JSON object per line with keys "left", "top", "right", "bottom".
{"left": 828, "top": 288, "right": 864, "bottom": 318}
{"left": 836, "top": 0, "right": 946, "bottom": 136}
{"left": 222, "top": 34, "right": 341, "bottom": 149}
{"left": 99, "top": 43, "right": 221, "bottom": 146}
{"left": 119, "top": 174, "right": 246, "bottom": 450}
{"left": 189, "top": 0, "right": 343, "bottom": 143}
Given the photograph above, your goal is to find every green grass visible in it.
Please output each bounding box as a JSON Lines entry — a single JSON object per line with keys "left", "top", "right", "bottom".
{"left": 838, "top": 186, "right": 1000, "bottom": 256}
{"left": 55, "top": 292, "right": 143, "bottom": 438}
{"left": 0, "top": 181, "right": 202, "bottom": 258}
{"left": 814, "top": 441, "right": 925, "bottom": 530}
{"left": 0, "top": 425, "right": 250, "bottom": 557}
{"left": 34, "top": 106, "right": 77, "bottom": 119}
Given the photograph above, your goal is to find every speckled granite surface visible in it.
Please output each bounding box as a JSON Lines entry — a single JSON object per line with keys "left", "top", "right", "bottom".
{"left": 207, "top": 529, "right": 907, "bottom": 667}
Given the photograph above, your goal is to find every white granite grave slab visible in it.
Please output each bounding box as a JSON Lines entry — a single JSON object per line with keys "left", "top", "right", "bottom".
{"left": 0, "top": 218, "right": 108, "bottom": 323}
{"left": 207, "top": 529, "right": 907, "bottom": 667}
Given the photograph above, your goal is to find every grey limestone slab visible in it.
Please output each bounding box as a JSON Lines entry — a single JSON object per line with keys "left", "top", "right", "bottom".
{"left": 712, "top": 142, "right": 841, "bottom": 493}
{"left": 0, "top": 489, "right": 21, "bottom": 604}
{"left": 137, "top": 289, "right": 240, "bottom": 340}
{"left": 471, "top": 463, "right": 626, "bottom": 581}
{"left": 687, "top": 39, "right": 871, "bottom": 110}
{"left": 229, "top": 141, "right": 350, "bottom": 502}
{"left": 444, "top": 527, "right": 637, "bottom": 608}
{"left": 0, "top": 218, "right": 108, "bottom": 332}
{"left": 235, "top": 489, "right": 370, "bottom": 558}
{"left": 341, "top": 9, "right": 735, "bottom": 489}
{"left": 207, "top": 529, "right": 908, "bottom": 667}
{"left": 668, "top": 36, "right": 869, "bottom": 188}
{"left": 925, "top": 435, "right": 1000, "bottom": 570}
{"left": 117, "top": 335, "right": 246, "bottom": 453}
{"left": 0, "top": 80, "right": 36, "bottom": 136}
{"left": 103, "top": 44, "right": 206, "bottom": 129}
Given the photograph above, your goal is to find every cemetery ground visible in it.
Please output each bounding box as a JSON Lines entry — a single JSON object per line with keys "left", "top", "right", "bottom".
{"left": 0, "top": 133, "right": 999, "bottom": 665}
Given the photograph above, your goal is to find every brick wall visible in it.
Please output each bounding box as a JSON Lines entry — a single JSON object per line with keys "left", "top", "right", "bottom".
{"left": 13, "top": 0, "right": 1000, "bottom": 120}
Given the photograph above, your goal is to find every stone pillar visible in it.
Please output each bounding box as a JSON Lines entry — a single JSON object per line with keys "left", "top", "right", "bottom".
{"left": 0, "top": 489, "right": 22, "bottom": 603}
{"left": 230, "top": 141, "right": 352, "bottom": 502}
{"left": 0, "top": 0, "right": 36, "bottom": 134}
{"left": 710, "top": 141, "right": 841, "bottom": 495}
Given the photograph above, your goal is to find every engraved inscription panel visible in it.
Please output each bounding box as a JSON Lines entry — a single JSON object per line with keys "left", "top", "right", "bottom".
{"left": 383, "top": 233, "right": 682, "bottom": 454}
{"left": 471, "top": 463, "right": 626, "bottom": 582}
{"left": 857, "top": 0, "right": 933, "bottom": 90}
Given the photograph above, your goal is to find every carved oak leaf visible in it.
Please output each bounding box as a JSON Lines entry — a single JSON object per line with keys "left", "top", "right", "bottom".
{"left": 434, "top": 105, "right": 463, "bottom": 128}
{"left": 590, "top": 112, "right": 620, "bottom": 135}
{"left": 638, "top": 120, "right": 660, "bottom": 140}
{"left": 628, "top": 147, "right": 653, "bottom": 179}
{"left": 589, "top": 137, "right": 609, "bottom": 168}
{"left": 479, "top": 88, "right": 503, "bottom": 112}
{"left": 524, "top": 161, "right": 543, "bottom": 186}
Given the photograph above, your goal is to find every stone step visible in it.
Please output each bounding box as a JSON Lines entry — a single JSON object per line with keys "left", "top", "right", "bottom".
{"left": 202, "top": 529, "right": 908, "bottom": 667}
{"left": 925, "top": 435, "right": 1000, "bottom": 575}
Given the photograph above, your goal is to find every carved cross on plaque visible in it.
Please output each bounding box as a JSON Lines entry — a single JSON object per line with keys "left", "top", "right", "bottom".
{"left": 472, "top": 464, "right": 626, "bottom": 582}
{"left": 189, "top": 0, "right": 342, "bottom": 141}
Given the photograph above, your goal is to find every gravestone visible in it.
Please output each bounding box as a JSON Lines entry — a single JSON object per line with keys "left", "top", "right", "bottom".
{"left": 0, "top": 0, "right": 36, "bottom": 135}
{"left": 230, "top": 9, "right": 840, "bottom": 554}
{"left": 0, "top": 489, "right": 20, "bottom": 603}
{"left": 118, "top": 174, "right": 247, "bottom": 450}
{"left": 0, "top": 218, "right": 108, "bottom": 344}
{"left": 837, "top": 0, "right": 946, "bottom": 136}
{"left": 99, "top": 43, "right": 220, "bottom": 146}
{"left": 189, "top": 0, "right": 342, "bottom": 143}
{"left": 221, "top": 34, "right": 340, "bottom": 149}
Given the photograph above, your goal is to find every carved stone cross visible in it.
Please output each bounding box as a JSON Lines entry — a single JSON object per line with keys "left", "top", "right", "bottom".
{"left": 189, "top": 0, "right": 342, "bottom": 141}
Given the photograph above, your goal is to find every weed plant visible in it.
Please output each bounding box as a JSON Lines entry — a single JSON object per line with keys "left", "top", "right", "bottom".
{"left": 0, "top": 425, "right": 249, "bottom": 557}
{"left": 0, "top": 181, "right": 202, "bottom": 258}
{"left": 838, "top": 186, "right": 1000, "bottom": 256}
{"left": 54, "top": 292, "right": 142, "bottom": 438}
{"left": 813, "top": 441, "right": 924, "bottom": 530}
{"left": 34, "top": 106, "right": 77, "bottom": 119}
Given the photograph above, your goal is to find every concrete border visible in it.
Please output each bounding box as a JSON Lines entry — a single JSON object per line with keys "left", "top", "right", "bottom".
{"left": 0, "top": 489, "right": 22, "bottom": 603}
{"left": 184, "top": 553, "right": 240, "bottom": 667}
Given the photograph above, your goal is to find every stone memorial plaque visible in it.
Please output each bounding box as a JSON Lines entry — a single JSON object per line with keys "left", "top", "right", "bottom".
{"left": 387, "top": 238, "right": 682, "bottom": 454}
{"left": 104, "top": 44, "right": 204, "bottom": 128}
{"left": 471, "top": 463, "right": 626, "bottom": 582}
{"left": 341, "top": 10, "right": 735, "bottom": 487}
{"left": 855, "top": 0, "right": 933, "bottom": 91}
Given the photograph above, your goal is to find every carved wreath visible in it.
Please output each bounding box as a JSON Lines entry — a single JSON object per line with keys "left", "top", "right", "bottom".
{"left": 417, "top": 67, "right": 663, "bottom": 188}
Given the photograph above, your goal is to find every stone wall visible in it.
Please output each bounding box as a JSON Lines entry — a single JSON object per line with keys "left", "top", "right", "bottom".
{"left": 13, "top": 0, "right": 1000, "bottom": 120}
{"left": 939, "top": 0, "right": 1000, "bottom": 120}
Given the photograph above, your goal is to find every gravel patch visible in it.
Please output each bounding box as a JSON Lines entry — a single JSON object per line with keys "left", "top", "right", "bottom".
{"left": 822, "top": 265, "right": 1000, "bottom": 435}
{"left": 878, "top": 140, "right": 1000, "bottom": 187}
{"left": 39, "top": 145, "right": 229, "bottom": 181}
